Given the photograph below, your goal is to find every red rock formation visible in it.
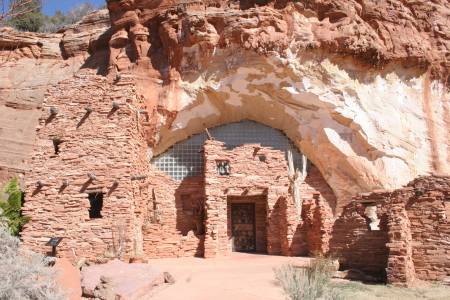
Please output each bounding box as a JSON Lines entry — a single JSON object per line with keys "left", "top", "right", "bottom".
{"left": 104, "top": 0, "right": 449, "bottom": 79}
{"left": 1, "top": 1, "right": 449, "bottom": 190}
{"left": 0, "top": 0, "right": 447, "bottom": 287}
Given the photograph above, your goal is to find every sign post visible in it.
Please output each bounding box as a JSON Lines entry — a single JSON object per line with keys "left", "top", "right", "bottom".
{"left": 46, "top": 237, "right": 63, "bottom": 257}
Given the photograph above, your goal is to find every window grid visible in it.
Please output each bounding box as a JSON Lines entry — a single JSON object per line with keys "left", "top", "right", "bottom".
{"left": 151, "top": 120, "right": 304, "bottom": 181}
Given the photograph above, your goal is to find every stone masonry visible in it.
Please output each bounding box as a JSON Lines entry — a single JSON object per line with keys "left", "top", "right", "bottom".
{"left": 331, "top": 176, "right": 450, "bottom": 284}
{"left": 10, "top": 0, "right": 450, "bottom": 287}
{"left": 19, "top": 68, "right": 450, "bottom": 284}
{"left": 21, "top": 69, "right": 151, "bottom": 261}
{"left": 203, "top": 140, "right": 335, "bottom": 258}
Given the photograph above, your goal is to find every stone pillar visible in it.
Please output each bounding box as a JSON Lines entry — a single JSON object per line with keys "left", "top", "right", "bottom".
{"left": 304, "top": 193, "right": 333, "bottom": 256}
{"left": 204, "top": 195, "right": 219, "bottom": 258}
{"left": 266, "top": 191, "right": 282, "bottom": 255}
{"left": 203, "top": 141, "right": 227, "bottom": 258}
{"left": 386, "top": 190, "right": 416, "bottom": 286}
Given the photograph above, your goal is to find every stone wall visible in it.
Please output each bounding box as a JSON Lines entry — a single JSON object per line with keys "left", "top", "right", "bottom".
{"left": 203, "top": 140, "right": 290, "bottom": 257}
{"left": 21, "top": 70, "right": 149, "bottom": 261}
{"left": 21, "top": 91, "right": 336, "bottom": 261}
{"left": 406, "top": 177, "right": 450, "bottom": 282}
{"left": 0, "top": 11, "right": 110, "bottom": 187}
{"left": 139, "top": 140, "right": 336, "bottom": 259}
{"left": 141, "top": 171, "right": 205, "bottom": 258}
{"left": 329, "top": 176, "right": 450, "bottom": 284}
{"left": 303, "top": 193, "right": 334, "bottom": 256}
{"left": 203, "top": 140, "right": 336, "bottom": 258}
{"left": 330, "top": 196, "right": 390, "bottom": 278}
{"left": 386, "top": 192, "right": 416, "bottom": 285}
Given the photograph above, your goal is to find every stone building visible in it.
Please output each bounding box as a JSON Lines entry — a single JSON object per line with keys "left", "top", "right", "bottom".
{"left": 0, "top": 0, "right": 448, "bottom": 287}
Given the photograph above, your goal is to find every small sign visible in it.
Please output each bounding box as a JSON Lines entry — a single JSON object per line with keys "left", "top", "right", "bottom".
{"left": 46, "top": 237, "right": 63, "bottom": 247}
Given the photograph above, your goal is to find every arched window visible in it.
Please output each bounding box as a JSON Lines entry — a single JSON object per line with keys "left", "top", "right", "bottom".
{"left": 151, "top": 120, "right": 305, "bottom": 180}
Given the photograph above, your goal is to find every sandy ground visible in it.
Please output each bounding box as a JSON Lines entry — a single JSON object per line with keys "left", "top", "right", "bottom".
{"left": 145, "top": 253, "right": 450, "bottom": 300}
{"left": 147, "top": 253, "right": 311, "bottom": 300}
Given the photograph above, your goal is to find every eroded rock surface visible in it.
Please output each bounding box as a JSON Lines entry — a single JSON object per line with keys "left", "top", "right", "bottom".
{"left": 0, "top": 1, "right": 449, "bottom": 209}
{"left": 106, "top": 0, "right": 450, "bottom": 207}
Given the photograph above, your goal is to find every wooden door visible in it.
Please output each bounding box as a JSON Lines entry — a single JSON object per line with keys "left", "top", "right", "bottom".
{"left": 231, "top": 203, "right": 256, "bottom": 252}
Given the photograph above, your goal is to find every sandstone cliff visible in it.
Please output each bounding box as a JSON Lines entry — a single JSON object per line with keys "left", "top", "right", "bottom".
{"left": 1, "top": 1, "right": 449, "bottom": 207}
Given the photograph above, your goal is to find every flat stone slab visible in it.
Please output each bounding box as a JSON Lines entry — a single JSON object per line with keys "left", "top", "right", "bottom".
{"left": 81, "top": 259, "right": 164, "bottom": 299}
{"left": 54, "top": 258, "right": 82, "bottom": 300}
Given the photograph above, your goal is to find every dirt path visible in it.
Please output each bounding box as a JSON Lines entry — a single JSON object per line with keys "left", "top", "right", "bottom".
{"left": 148, "top": 253, "right": 312, "bottom": 300}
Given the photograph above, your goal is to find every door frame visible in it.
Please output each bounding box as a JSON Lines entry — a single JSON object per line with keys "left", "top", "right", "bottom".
{"left": 230, "top": 202, "right": 257, "bottom": 252}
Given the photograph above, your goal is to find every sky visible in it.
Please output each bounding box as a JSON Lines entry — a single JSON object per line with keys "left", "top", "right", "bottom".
{"left": 42, "top": 0, "right": 105, "bottom": 15}
{"left": 2, "top": 0, "right": 106, "bottom": 16}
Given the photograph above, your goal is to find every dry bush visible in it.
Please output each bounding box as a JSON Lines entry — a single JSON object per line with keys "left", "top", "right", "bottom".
{"left": 274, "top": 258, "right": 343, "bottom": 300}
{"left": 0, "top": 222, "right": 65, "bottom": 300}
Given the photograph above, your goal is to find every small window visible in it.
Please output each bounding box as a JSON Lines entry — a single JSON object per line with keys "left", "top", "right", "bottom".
{"left": 88, "top": 192, "right": 103, "bottom": 218}
{"left": 52, "top": 138, "right": 62, "bottom": 155}
{"left": 364, "top": 204, "right": 380, "bottom": 231}
{"left": 217, "top": 160, "right": 230, "bottom": 176}
{"left": 258, "top": 155, "right": 266, "bottom": 162}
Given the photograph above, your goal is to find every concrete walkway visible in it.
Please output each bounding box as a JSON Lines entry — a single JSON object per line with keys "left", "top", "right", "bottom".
{"left": 148, "top": 253, "right": 312, "bottom": 300}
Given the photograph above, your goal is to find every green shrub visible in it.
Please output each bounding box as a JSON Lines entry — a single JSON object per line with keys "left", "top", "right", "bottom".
{"left": 7, "top": 0, "right": 44, "bottom": 32}
{"left": 274, "top": 258, "right": 343, "bottom": 300}
{"left": 0, "top": 178, "right": 29, "bottom": 236}
{"left": 5, "top": 1, "right": 98, "bottom": 33}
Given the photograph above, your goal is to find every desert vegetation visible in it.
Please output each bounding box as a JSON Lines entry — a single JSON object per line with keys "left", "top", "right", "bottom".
{"left": 274, "top": 258, "right": 342, "bottom": 300}
{"left": 0, "top": 178, "right": 29, "bottom": 236}
{"left": 333, "top": 281, "right": 450, "bottom": 300}
{"left": 0, "top": 213, "right": 64, "bottom": 299}
{"left": 274, "top": 257, "right": 450, "bottom": 300}
{"left": 0, "top": 179, "right": 63, "bottom": 299}
{"left": 0, "top": 0, "right": 101, "bottom": 32}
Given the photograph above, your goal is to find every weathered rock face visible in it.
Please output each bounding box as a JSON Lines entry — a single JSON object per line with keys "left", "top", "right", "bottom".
{"left": 9, "top": 1, "right": 449, "bottom": 285}
{"left": 103, "top": 0, "right": 449, "bottom": 208}
{"left": 0, "top": 0, "right": 448, "bottom": 205}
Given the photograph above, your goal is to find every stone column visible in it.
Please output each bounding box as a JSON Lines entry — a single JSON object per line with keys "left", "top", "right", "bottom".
{"left": 203, "top": 194, "right": 219, "bottom": 258}
{"left": 203, "top": 140, "right": 226, "bottom": 258}
{"left": 266, "top": 190, "right": 281, "bottom": 255}
{"left": 386, "top": 190, "right": 416, "bottom": 286}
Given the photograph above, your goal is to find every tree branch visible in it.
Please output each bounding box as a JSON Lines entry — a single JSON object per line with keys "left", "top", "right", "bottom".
{"left": 0, "top": 0, "right": 40, "bottom": 25}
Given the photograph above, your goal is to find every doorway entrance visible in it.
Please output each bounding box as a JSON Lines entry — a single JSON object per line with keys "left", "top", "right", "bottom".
{"left": 228, "top": 195, "right": 268, "bottom": 253}
{"left": 231, "top": 203, "right": 256, "bottom": 252}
